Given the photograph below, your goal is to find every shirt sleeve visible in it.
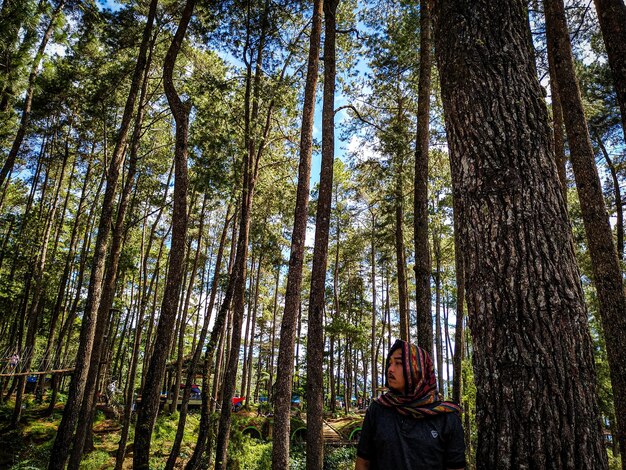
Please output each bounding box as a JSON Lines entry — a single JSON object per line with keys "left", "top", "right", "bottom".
{"left": 356, "top": 404, "right": 376, "bottom": 461}
{"left": 443, "top": 412, "right": 466, "bottom": 469}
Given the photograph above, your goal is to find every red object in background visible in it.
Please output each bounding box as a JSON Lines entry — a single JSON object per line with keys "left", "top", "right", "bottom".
{"left": 231, "top": 396, "right": 245, "bottom": 406}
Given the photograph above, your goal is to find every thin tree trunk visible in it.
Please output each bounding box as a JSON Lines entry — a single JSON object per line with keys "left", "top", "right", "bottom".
{"left": 245, "top": 255, "right": 262, "bottom": 402}
{"left": 545, "top": 0, "right": 626, "bottom": 463}
{"left": 547, "top": 47, "right": 567, "bottom": 199}
{"left": 433, "top": 231, "right": 444, "bottom": 394}
{"left": 433, "top": 0, "right": 609, "bottom": 465}
{"left": 595, "top": 133, "right": 623, "bottom": 260}
{"left": 395, "top": 149, "right": 409, "bottom": 341}
{"left": 12, "top": 139, "right": 68, "bottom": 425}
{"left": 370, "top": 210, "right": 378, "bottom": 399}
{"left": 185, "top": 207, "right": 237, "bottom": 470}
{"left": 267, "top": 267, "right": 280, "bottom": 402}
{"left": 240, "top": 255, "right": 256, "bottom": 398}
{"left": 451, "top": 197, "right": 465, "bottom": 404}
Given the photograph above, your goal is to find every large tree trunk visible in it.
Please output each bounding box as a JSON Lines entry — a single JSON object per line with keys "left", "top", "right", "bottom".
{"left": 593, "top": 0, "right": 626, "bottom": 143}
{"left": 545, "top": 0, "right": 626, "bottom": 464}
{"left": 433, "top": 0, "right": 609, "bottom": 467}
{"left": 133, "top": 0, "right": 193, "bottom": 466}
{"left": 306, "top": 0, "right": 339, "bottom": 467}
{"left": 414, "top": 0, "right": 434, "bottom": 354}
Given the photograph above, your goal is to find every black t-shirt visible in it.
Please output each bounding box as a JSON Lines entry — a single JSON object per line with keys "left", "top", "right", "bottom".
{"left": 357, "top": 400, "right": 466, "bottom": 469}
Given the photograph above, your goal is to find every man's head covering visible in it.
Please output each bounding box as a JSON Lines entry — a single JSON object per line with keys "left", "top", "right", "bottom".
{"left": 376, "top": 339, "right": 461, "bottom": 419}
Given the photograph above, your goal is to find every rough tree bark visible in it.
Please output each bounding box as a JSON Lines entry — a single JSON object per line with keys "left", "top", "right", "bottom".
{"left": 545, "top": 0, "right": 626, "bottom": 464}
{"left": 414, "top": 0, "right": 434, "bottom": 355}
{"left": 306, "top": 0, "right": 339, "bottom": 467}
{"left": 433, "top": 0, "right": 609, "bottom": 467}
{"left": 133, "top": 0, "right": 193, "bottom": 466}
{"left": 47, "top": 0, "right": 157, "bottom": 466}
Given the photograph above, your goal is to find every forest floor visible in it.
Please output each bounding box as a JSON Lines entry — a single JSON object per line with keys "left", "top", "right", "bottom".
{"left": 0, "top": 398, "right": 361, "bottom": 469}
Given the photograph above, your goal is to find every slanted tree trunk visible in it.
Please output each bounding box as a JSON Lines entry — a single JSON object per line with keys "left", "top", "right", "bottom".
{"left": 306, "top": 0, "right": 339, "bottom": 466}
{"left": 414, "top": 0, "right": 434, "bottom": 354}
{"left": 433, "top": 0, "right": 609, "bottom": 466}
{"left": 593, "top": 0, "right": 626, "bottom": 142}
{"left": 544, "top": 0, "right": 626, "bottom": 464}
{"left": 133, "top": 0, "right": 193, "bottom": 466}
{"left": 69, "top": 33, "right": 155, "bottom": 467}
{"left": 48, "top": 1, "right": 157, "bottom": 466}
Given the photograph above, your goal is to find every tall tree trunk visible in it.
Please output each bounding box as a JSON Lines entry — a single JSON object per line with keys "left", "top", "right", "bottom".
{"left": 133, "top": 0, "right": 193, "bottom": 465}
{"left": 433, "top": 0, "right": 609, "bottom": 466}
{"left": 164, "top": 198, "right": 224, "bottom": 470}
{"left": 70, "top": 33, "right": 155, "bottom": 463}
{"left": 240, "top": 255, "right": 256, "bottom": 398}
{"left": 395, "top": 145, "right": 409, "bottom": 341}
{"left": 306, "top": 0, "right": 339, "bottom": 466}
{"left": 593, "top": 0, "right": 626, "bottom": 143}
{"left": 545, "top": 0, "right": 626, "bottom": 464}
{"left": 414, "top": 0, "right": 434, "bottom": 354}
{"left": 48, "top": 1, "right": 157, "bottom": 466}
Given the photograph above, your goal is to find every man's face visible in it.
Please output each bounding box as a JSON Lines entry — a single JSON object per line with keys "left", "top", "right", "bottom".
{"left": 387, "top": 348, "right": 405, "bottom": 393}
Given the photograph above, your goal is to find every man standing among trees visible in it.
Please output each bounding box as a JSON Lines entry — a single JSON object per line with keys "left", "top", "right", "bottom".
{"left": 355, "top": 340, "right": 465, "bottom": 469}
{"left": 432, "top": 0, "right": 609, "bottom": 467}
